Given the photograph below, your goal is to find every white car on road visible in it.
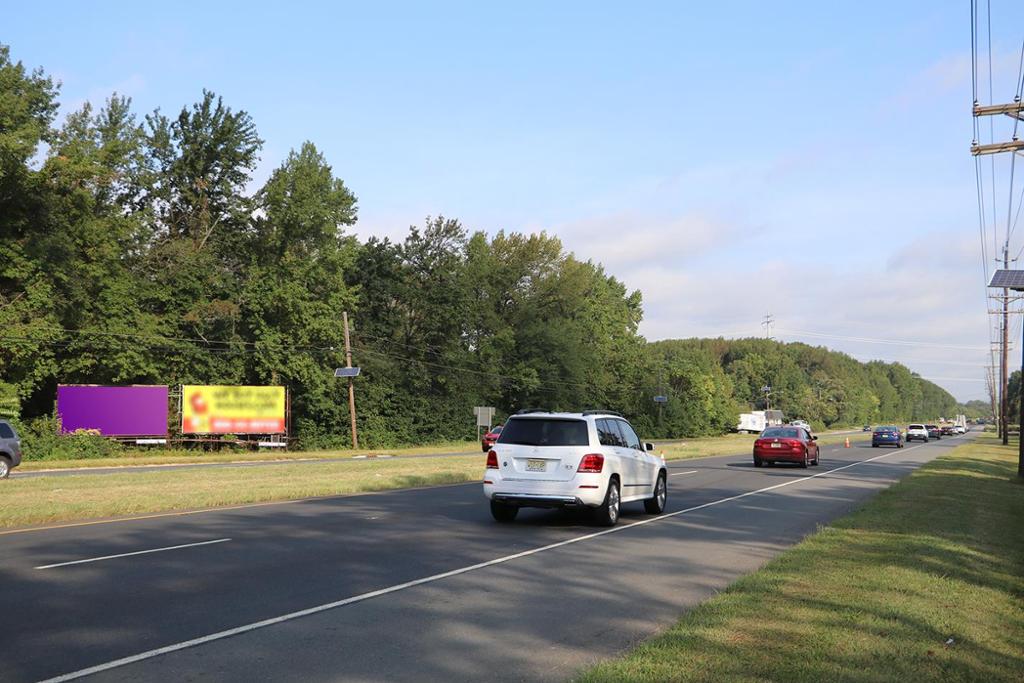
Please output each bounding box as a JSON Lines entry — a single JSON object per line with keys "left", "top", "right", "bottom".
{"left": 906, "top": 424, "right": 929, "bottom": 442}
{"left": 483, "top": 411, "right": 667, "bottom": 526}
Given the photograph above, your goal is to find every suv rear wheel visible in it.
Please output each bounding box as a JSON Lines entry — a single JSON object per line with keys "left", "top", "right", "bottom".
{"left": 490, "top": 500, "right": 518, "bottom": 523}
{"left": 0, "top": 456, "right": 10, "bottom": 479}
{"left": 594, "top": 477, "right": 620, "bottom": 526}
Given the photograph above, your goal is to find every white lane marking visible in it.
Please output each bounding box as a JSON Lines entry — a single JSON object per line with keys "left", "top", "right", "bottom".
{"left": 669, "top": 470, "right": 699, "bottom": 477}
{"left": 38, "top": 442, "right": 933, "bottom": 683}
{"left": 35, "top": 538, "right": 232, "bottom": 570}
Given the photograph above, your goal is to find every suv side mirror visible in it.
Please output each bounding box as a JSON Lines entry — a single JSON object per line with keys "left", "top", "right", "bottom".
{"left": 644, "top": 442, "right": 654, "bottom": 452}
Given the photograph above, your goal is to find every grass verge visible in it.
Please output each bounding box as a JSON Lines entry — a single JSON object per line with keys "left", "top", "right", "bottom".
{"left": 577, "top": 434, "right": 1024, "bottom": 682}
{"left": 0, "top": 455, "right": 482, "bottom": 529}
{"left": 16, "top": 440, "right": 480, "bottom": 471}
{"left": 18, "top": 431, "right": 865, "bottom": 472}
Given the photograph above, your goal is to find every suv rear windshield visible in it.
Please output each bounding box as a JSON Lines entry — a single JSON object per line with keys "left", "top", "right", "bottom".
{"left": 0, "top": 422, "right": 13, "bottom": 439}
{"left": 908, "top": 424, "right": 924, "bottom": 430}
{"left": 499, "top": 418, "right": 589, "bottom": 447}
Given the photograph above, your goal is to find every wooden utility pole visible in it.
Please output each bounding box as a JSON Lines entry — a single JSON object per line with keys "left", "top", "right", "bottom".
{"left": 343, "top": 311, "right": 359, "bottom": 449}
{"left": 1002, "top": 247, "right": 1010, "bottom": 445}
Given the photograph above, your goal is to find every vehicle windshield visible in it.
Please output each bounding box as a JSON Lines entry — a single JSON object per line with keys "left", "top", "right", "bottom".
{"left": 875, "top": 426, "right": 898, "bottom": 432}
{"left": 761, "top": 427, "right": 801, "bottom": 439}
{"left": 908, "top": 424, "right": 924, "bottom": 430}
{"left": 498, "top": 418, "right": 589, "bottom": 446}
{"left": 926, "top": 425, "right": 938, "bottom": 429}
{"left": 491, "top": 425, "right": 502, "bottom": 433}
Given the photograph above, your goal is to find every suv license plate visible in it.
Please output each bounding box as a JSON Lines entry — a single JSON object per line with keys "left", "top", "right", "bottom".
{"left": 526, "top": 459, "right": 546, "bottom": 472}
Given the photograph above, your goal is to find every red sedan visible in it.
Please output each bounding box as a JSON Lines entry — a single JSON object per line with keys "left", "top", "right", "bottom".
{"left": 481, "top": 424, "right": 503, "bottom": 452}
{"left": 753, "top": 426, "right": 819, "bottom": 468}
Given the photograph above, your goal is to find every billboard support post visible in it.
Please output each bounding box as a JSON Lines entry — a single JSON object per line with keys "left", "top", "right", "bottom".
{"left": 343, "top": 311, "right": 359, "bottom": 449}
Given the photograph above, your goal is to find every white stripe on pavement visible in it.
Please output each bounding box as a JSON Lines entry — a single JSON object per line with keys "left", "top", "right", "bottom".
{"left": 669, "top": 470, "right": 699, "bottom": 476}
{"left": 35, "top": 538, "right": 232, "bottom": 570}
{"left": 38, "top": 442, "right": 932, "bottom": 683}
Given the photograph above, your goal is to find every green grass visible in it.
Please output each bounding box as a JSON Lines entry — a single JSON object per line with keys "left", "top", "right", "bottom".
{"left": 577, "top": 434, "right": 1024, "bottom": 683}
{"left": 17, "top": 440, "right": 480, "bottom": 471}
{"left": 0, "top": 455, "right": 484, "bottom": 529}
{"left": 18, "top": 431, "right": 864, "bottom": 471}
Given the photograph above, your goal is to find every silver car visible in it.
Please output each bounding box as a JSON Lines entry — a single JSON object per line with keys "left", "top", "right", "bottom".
{"left": 0, "top": 420, "right": 22, "bottom": 478}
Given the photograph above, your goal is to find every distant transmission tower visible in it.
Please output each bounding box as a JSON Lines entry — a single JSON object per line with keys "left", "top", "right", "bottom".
{"left": 762, "top": 312, "right": 775, "bottom": 340}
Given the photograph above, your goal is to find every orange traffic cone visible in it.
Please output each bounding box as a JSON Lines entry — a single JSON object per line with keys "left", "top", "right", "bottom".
{"left": 844, "top": 437, "right": 851, "bottom": 448}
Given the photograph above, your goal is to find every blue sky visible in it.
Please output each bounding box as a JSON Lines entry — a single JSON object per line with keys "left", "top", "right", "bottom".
{"left": 8, "top": 1, "right": 1024, "bottom": 401}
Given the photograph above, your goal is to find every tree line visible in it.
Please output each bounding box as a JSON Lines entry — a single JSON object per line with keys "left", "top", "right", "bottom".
{"left": 0, "top": 46, "right": 965, "bottom": 448}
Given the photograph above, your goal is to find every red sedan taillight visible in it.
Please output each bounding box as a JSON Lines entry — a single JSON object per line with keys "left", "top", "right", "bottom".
{"left": 486, "top": 450, "right": 499, "bottom": 469}
{"left": 577, "top": 453, "right": 604, "bottom": 473}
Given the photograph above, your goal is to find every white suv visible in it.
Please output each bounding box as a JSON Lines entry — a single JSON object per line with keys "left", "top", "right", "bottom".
{"left": 483, "top": 411, "right": 667, "bottom": 526}
{"left": 906, "top": 424, "right": 929, "bottom": 442}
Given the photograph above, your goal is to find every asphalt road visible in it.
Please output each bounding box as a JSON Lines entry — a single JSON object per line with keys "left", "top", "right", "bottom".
{"left": 0, "top": 432, "right": 970, "bottom": 682}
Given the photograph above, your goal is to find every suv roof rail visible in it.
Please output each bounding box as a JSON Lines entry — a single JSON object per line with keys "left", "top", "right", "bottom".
{"left": 514, "top": 408, "right": 550, "bottom": 415}
{"left": 581, "top": 409, "right": 623, "bottom": 417}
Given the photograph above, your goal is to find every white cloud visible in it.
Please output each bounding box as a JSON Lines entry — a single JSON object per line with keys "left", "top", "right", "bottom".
{"left": 558, "top": 212, "right": 738, "bottom": 270}
{"left": 552, "top": 222, "right": 991, "bottom": 401}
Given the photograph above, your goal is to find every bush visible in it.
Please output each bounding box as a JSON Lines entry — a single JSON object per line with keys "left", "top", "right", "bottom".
{"left": 13, "top": 416, "right": 124, "bottom": 460}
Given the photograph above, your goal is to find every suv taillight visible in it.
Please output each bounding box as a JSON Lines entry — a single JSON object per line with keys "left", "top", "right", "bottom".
{"left": 577, "top": 453, "right": 604, "bottom": 473}
{"left": 486, "top": 450, "right": 499, "bottom": 469}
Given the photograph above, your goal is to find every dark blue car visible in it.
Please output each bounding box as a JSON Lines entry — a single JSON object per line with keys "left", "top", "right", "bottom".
{"left": 871, "top": 426, "right": 904, "bottom": 448}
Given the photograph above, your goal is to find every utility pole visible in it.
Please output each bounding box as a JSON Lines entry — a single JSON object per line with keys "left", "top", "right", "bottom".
{"left": 342, "top": 311, "right": 359, "bottom": 449}
{"left": 1001, "top": 251, "right": 1009, "bottom": 445}
{"left": 1019, "top": 322, "right": 1024, "bottom": 477}
{"left": 657, "top": 367, "right": 664, "bottom": 433}
{"left": 972, "top": 99, "right": 1024, "bottom": 445}
{"left": 762, "top": 312, "right": 775, "bottom": 340}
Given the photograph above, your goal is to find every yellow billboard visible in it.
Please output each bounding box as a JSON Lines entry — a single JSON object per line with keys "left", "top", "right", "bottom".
{"left": 182, "top": 385, "right": 285, "bottom": 434}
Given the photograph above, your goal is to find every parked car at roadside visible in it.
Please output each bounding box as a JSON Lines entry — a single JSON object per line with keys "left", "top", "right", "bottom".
{"left": 483, "top": 411, "right": 666, "bottom": 526}
{"left": 906, "top": 424, "right": 929, "bottom": 442}
{"left": 0, "top": 419, "right": 22, "bottom": 478}
{"left": 753, "top": 426, "right": 819, "bottom": 468}
{"left": 871, "top": 426, "right": 904, "bottom": 448}
{"left": 481, "top": 424, "right": 503, "bottom": 452}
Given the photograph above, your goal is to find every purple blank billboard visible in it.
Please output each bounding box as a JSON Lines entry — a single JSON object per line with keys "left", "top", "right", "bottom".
{"left": 57, "top": 385, "right": 169, "bottom": 436}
